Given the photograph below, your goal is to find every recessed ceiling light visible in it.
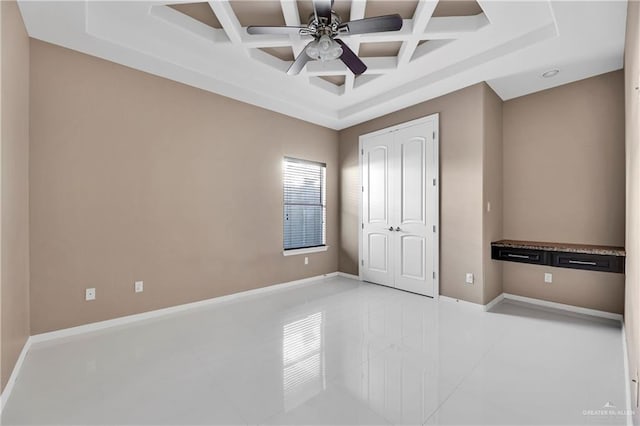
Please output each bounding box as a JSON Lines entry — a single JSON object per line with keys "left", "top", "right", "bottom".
{"left": 542, "top": 69, "right": 560, "bottom": 78}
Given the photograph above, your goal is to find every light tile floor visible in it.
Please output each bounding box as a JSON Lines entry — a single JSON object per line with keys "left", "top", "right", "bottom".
{"left": 1, "top": 276, "right": 630, "bottom": 425}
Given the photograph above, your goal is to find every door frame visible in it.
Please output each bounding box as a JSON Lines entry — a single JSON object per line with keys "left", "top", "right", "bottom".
{"left": 358, "top": 113, "right": 440, "bottom": 298}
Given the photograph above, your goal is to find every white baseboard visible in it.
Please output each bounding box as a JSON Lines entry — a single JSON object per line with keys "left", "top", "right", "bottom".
{"left": 0, "top": 271, "right": 340, "bottom": 413}
{"left": 438, "top": 295, "right": 484, "bottom": 310}
{"left": 439, "top": 292, "right": 623, "bottom": 322}
{"left": 0, "top": 336, "right": 32, "bottom": 414}
{"left": 502, "top": 293, "right": 623, "bottom": 322}
{"left": 31, "top": 272, "right": 340, "bottom": 345}
{"left": 484, "top": 293, "right": 505, "bottom": 312}
{"left": 337, "top": 272, "right": 360, "bottom": 281}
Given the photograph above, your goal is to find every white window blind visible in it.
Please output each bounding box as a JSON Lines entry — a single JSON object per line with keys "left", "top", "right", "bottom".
{"left": 283, "top": 157, "right": 326, "bottom": 251}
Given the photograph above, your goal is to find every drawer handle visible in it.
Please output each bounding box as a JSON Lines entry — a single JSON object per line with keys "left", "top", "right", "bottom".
{"left": 507, "top": 254, "right": 530, "bottom": 259}
{"left": 568, "top": 260, "right": 597, "bottom": 266}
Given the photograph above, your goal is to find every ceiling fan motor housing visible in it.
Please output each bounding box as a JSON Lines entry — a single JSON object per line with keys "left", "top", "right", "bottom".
{"left": 305, "top": 11, "right": 341, "bottom": 38}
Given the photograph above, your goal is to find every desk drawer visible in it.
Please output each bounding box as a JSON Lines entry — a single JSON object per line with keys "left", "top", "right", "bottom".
{"left": 551, "top": 252, "right": 624, "bottom": 273}
{"left": 491, "top": 246, "right": 549, "bottom": 265}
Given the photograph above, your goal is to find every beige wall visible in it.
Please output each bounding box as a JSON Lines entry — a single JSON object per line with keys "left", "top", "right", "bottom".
{"left": 339, "top": 73, "right": 624, "bottom": 310}
{"left": 624, "top": 0, "right": 640, "bottom": 420}
{"left": 1, "top": 0, "right": 30, "bottom": 391}
{"left": 502, "top": 71, "right": 625, "bottom": 314}
{"left": 339, "top": 84, "right": 486, "bottom": 304}
{"left": 482, "top": 84, "right": 503, "bottom": 304}
{"left": 29, "top": 40, "right": 339, "bottom": 334}
{"left": 3, "top": 9, "right": 632, "bottom": 378}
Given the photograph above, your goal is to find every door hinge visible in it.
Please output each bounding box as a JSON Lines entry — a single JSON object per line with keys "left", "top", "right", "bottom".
{"left": 433, "top": 271, "right": 436, "bottom": 279}
{"left": 362, "top": 186, "right": 364, "bottom": 192}
{"left": 432, "top": 178, "right": 436, "bottom": 186}
{"left": 361, "top": 148, "right": 364, "bottom": 155}
{"left": 433, "top": 225, "right": 437, "bottom": 233}
{"left": 361, "top": 259, "right": 364, "bottom": 266}
{"left": 432, "top": 131, "right": 436, "bottom": 140}
{"left": 361, "top": 223, "right": 364, "bottom": 229}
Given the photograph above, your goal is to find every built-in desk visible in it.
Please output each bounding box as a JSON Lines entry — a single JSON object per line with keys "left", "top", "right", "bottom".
{"left": 491, "top": 240, "right": 625, "bottom": 274}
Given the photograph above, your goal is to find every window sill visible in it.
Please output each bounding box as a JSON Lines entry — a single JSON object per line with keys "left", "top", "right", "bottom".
{"left": 283, "top": 246, "right": 328, "bottom": 256}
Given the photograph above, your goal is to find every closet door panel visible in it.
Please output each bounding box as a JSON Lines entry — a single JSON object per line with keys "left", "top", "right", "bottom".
{"left": 400, "top": 138, "right": 425, "bottom": 225}
{"left": 362, "top": 134, "right": 394, "bottom": 287}
{"left": 400, "top": 235, "right": 426, "bottom": 280}
{"left": 368, "top": 233, "right": 390, "bottom": 273}
{"left": 394, "top": 122, "right": 435, "bottom": 296}
{"left": 368, "top": 146, "right": 389, "bottom": 224}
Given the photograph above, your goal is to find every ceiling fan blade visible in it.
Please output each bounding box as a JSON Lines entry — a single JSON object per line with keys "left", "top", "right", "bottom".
{"left": 338, "top": 14, "right": 403, "bottom": 35}
{"left": 287, "top": 46, "right": 313, "bottom": 76}
{"left": 312, "top": 0, "right": 333, "bottom": 22}
{"left": 335, "top": 39, "right": 367, "bottom": 75}
{"left": 247, "top": 26, "right": 306, "bottom": 35}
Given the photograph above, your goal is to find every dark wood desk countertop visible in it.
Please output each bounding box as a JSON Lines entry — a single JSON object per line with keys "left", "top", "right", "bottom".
{"left": 491, "top": 240, "right": 625, "bottom": 257}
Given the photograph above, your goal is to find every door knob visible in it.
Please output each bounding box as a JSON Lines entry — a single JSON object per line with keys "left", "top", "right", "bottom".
{"left": 395, "top": 227, "right": 401, "bottom": 232}
{"left": 388, "top": 226, "right": 394, "bottom": 231}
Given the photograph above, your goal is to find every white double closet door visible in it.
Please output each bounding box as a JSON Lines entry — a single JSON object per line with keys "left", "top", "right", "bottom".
{"left": 361, "top": 115, "right": 439, "bottom": 297}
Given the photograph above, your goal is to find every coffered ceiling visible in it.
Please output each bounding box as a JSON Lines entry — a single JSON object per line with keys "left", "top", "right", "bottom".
{"left": 17, "top": 1, "right": 626, "bottom": 129}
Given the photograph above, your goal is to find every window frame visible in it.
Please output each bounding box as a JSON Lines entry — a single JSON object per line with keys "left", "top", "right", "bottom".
{"left": 282, "top": 157, "right": 327, "bottom": 256}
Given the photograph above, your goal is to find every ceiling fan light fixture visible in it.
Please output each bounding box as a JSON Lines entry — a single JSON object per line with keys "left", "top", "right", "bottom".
{"left": 306, "top": 35, "right": 343, "bottom": 62}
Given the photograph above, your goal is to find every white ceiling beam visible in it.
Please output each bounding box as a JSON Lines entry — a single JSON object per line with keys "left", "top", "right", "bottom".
{"left": 280, "top": 1, "right": 301, "bottom": 26}
{"left": 397, "top": 0, "right": 438, "bottom": 66}
{"left": 280, "top": 0, "right": 307, "bottom": 58}
{"left": 348, "top": 0, "right": 367, "bottom": 22}
{"left": 305, "top": 61, "right": 349, "bottom": 75}
{"left": 424, "top": 15, "right": 489, "bottom": 39}
{"left": 354, "top": 74, "right": 381, "bottom": 89}
{"left": 344, "top": 73, "right": 356, "bottom": 95}
{"left": 309, "top": 77, "right": 344, "bottom": 95}
{"left": 151, "top": 5, "right": 230, "bottom": 44}
{"left": 344, "top": 73, "right": 355, "bottom": 94}
{"left": 306, "top": 56, "right": 396, "bottom": 75}
{"left": 412, "top": 0, "right": 440, "bottom": 31}
{"left": 242, "top": 34, "right": 310, "bottom": 48}
{"left": 345, "top": 0, "right": 367, "bottom": 49}
{"left": 208, "top": 1, "right": 243, "bottom": 44}
{"left": 247, "top": 48, "right": 291, "bottom": 73}
{"left": 344, "top": 0, "right": 368, "bottom": 94}
{"left": 358, "top": 58, "right": 397, "bottom": 75}
{"left": 410, "top": 39, "right": 453, "bottom": 61}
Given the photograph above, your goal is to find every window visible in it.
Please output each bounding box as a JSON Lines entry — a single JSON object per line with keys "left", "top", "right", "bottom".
{"left": 283, "top": 157, "right": 326, "bottom": 252}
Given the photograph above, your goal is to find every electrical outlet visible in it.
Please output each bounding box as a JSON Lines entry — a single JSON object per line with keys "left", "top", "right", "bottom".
{"left": 544, "top": 273, "right": 553, "bottom": 283}
{"left": 304, "top": 256, "right": 309, "bottom": 265}
{"left": 85, "top": 288, "right": 96, "bottom": 301}
{"left": 465, "top": 273, "right": 474, "bottom": 285}
{"left": 135, "top": 281, "right": 144, "bottom": 293}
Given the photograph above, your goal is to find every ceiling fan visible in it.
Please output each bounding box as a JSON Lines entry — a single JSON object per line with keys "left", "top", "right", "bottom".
{"left": 246, "top": 0, "right": 403, "bottom": 76}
